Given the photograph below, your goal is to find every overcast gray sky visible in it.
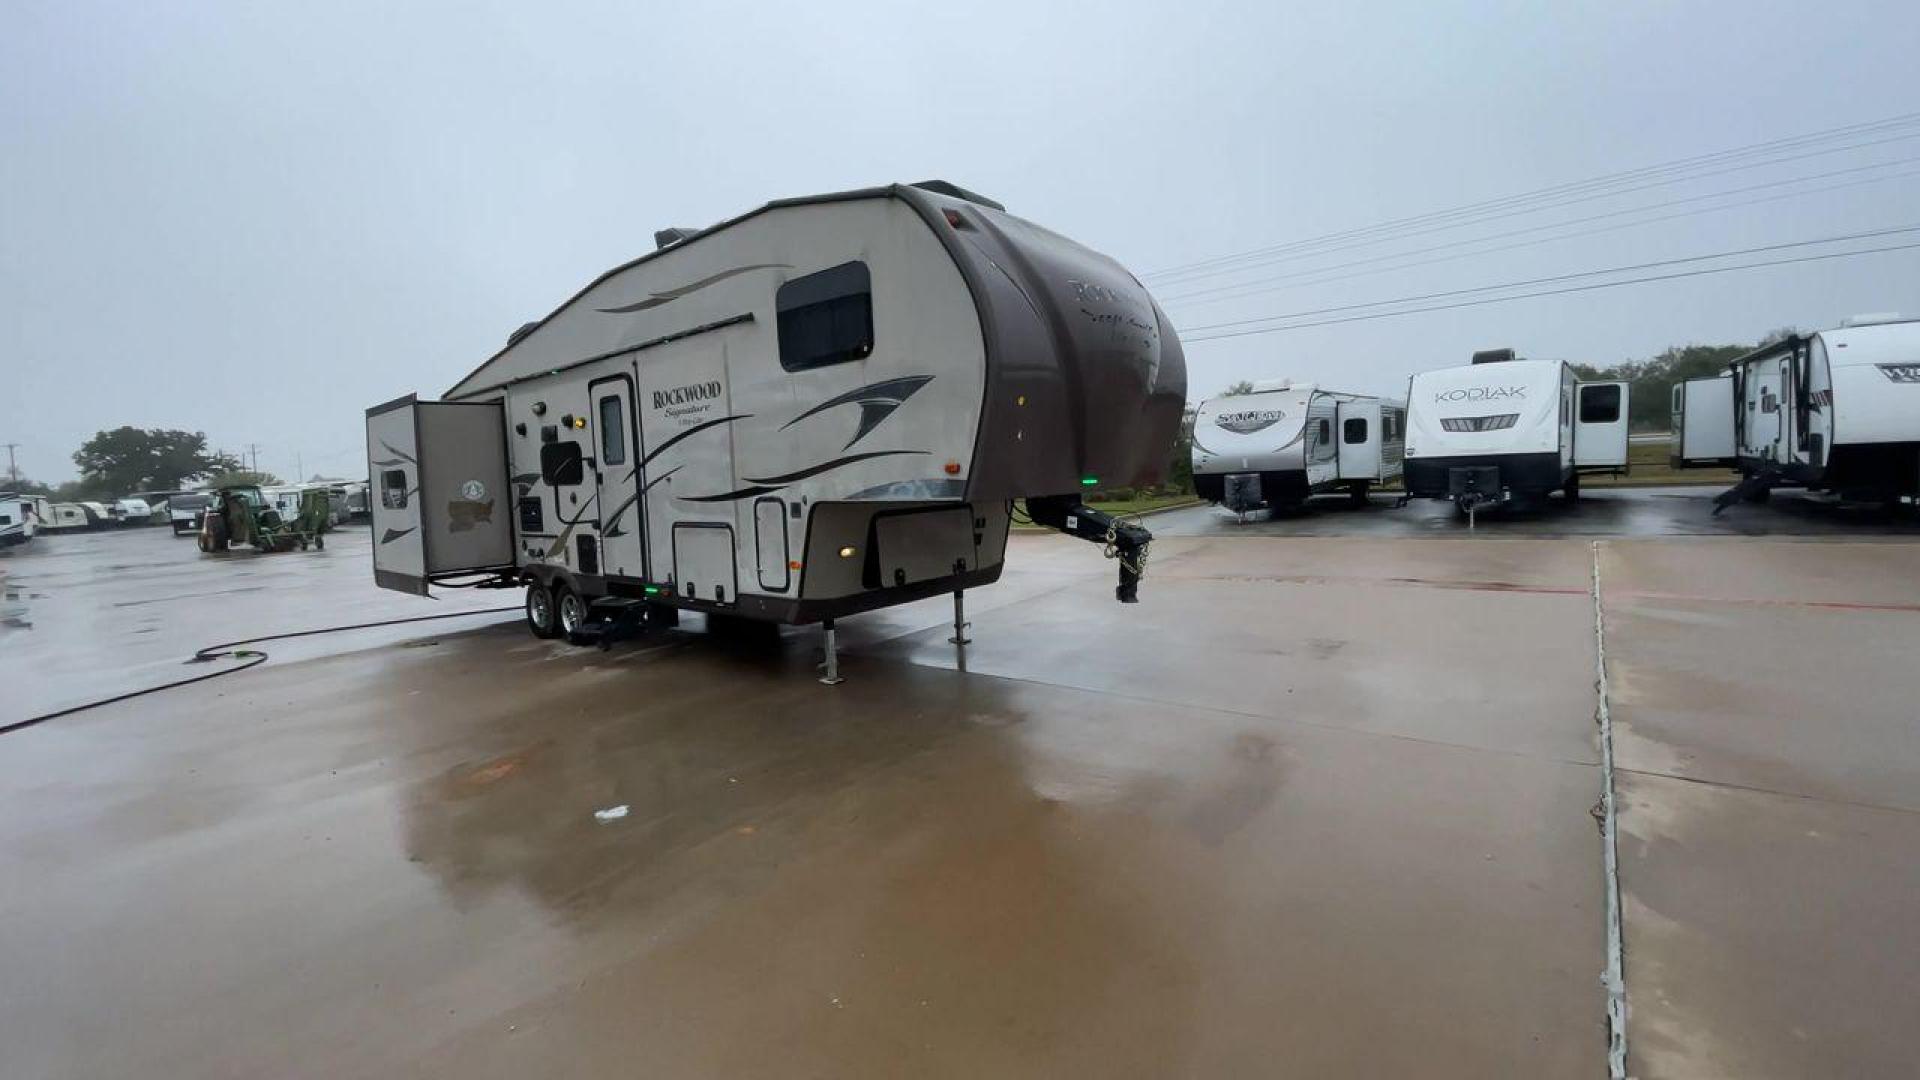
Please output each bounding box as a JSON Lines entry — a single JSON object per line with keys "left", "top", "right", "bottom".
{"left": 4, "top": 0, "right": 1917, "bottom": 484}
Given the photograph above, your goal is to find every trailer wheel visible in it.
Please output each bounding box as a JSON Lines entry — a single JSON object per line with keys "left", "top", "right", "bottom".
{"left": 1348, "top": 481, "right": 1372, "bottom": 506}
{"left": 556, "top": 587, "right": 589, "bottom": 640}
{"left": 1564, "top": 473, "right": 1581, "bottom": 502}
{"left": 525, "top": 582, "right": 560, "bottom": 639}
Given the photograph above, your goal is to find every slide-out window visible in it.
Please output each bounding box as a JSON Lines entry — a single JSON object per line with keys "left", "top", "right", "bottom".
{"left": 778, "top": 261, "right": 873, "bottom": 372}
{"left": 598, "top": 395, "right": 626, "bottom": 466}
{"left": 381, "top": 469, "right": 408, "bottom": 509}
{"left": 1580, "top": 384, "right": 1621, "bottom": 423}
{"left": 1343, "top": 417, "right": 1368, "bottom": 444}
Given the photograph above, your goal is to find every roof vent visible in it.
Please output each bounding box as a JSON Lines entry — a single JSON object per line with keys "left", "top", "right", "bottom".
{"left": 1471, "top": 348, "right": 1517, "bottom": 365}
{"left": 654, "top": 227, "right": 698, "bottom": 250}
{"left": 506, "top": 321, "right": 540, "bottom": 346}
{"left": 1839, "top": 312, "right": 1908, "bottom": 328}
{"left": 910, "top": 180, "right": 1006, "bottom": 211}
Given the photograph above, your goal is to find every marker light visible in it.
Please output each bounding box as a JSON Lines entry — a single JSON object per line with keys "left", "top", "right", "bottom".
{"left": 1080, "top": 476, "right": 1098, "bottom": 487}
{"left": 643, "top": 585, "right": 661, "bottom": 595}
{"left": 838, "top": 546, "right": 856, "bottom": 558}
{"left": 944, "top": 460, "right": 961, "bottom": 475}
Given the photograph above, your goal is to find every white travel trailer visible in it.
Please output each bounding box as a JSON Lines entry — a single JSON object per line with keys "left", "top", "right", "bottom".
{"left": 1668, "top": 374, "right": 1736, "bottom": 468}
{"left": 43, "top": 501, "right": 111, "bottom": 531}
{"left": 1403, "top": 349, "right": 1630, "bottom": 511}
{"left": 366, "top": 182, "right": 1185, "bottom": 669}
{"left": 1191, "top": 381, "right": 1405, "bottom": 513}
{"left": 0, "top": 493, "right": 47, "bottom": 548}
{"left": 1709, "top": 316, "right": 1920, "bottom": 509}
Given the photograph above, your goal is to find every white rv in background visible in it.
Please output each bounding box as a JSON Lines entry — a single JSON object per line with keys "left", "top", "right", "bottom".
{"left": 366, "top": 181, "right": 1185, "bottom": 664}
{"left": 1192, "top": 381, "right": 1405, "bottom": 513}
{"left": 43, "top": 502, "right": 112, "bottom": 531}
{"left": 1669, "top": 375, "right": 1736, "bottom": 468}
{"left": 1403, "top": 349, "right": 1629, "bottom": 511}
{"left": 1707, "top": 316, "right": 1920, "bottom": 509}
{"left": 0, "top": 493, "right": 47, "bottom": 548}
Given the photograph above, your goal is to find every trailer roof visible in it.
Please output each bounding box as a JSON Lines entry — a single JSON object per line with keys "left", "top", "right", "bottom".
{"left": 442, "top": 181, "right": 998, "bottom": 399}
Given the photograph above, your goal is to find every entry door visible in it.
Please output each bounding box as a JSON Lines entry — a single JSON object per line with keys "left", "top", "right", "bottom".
{"left": 1335, "top": 400, "right": 1381, "bottom": 479}
{"left": 1744, "top": 363, "right": 1783, "bottom": 459}
{"left": 588, "top": 374, "right": 646, "bottom": 580}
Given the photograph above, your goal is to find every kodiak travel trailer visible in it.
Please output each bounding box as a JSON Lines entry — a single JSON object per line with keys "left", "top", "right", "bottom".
{"left": 1191, "top": 381, "right": 1405, "bottom": 514}
{"left": 1707, "top": 316, "right": 1920, "bottom": 510}
{"left": 1403, "top": 349, "right": 1630, "bottom": 513}
{"left": 367, "top": 182, "right": 1186, "bottom": 677}
{"left": 1668, "top": 374, "right": 1736, "bottom": 469}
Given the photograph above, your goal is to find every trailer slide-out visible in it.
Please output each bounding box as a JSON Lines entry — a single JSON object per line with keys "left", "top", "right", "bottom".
{"left": 367, "top": 181, "right": 1186, "bottom": 661}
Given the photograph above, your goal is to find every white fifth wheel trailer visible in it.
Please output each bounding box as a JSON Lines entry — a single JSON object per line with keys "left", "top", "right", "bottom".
{"left": 1668, "top": 374, "right": 1736, "bottom": 469}
{"left": 1191, "top": 381, "right": 1405, "bottom": 513}
{"left": 1403, "top": 349, "right": 1630, "bottom": 513}
{"left": 1711, "top": 316, "right": 1920, "bottom": 510}
{"left": 366, "top": 182, "right": 1186, "bottom": 672}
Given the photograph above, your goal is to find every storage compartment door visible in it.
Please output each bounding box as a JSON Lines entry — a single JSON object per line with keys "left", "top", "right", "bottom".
{"left": 1335, "top": 401, "right": 1382, "bottom": 479}
{"left": 368, "top": 396, "right": 429, "bottom": 595}
{"left": 1574, "top": 381, "right": 1629, "bottom": 467}
{"left": 871, "top": 506, "right": 975, "bottom": 589}
{"left": 673, "top": 523, "right": 738, "bottom": 604}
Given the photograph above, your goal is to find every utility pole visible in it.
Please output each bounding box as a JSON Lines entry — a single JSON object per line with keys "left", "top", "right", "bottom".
{"left": 245, "top": 443, "right": 260, "bottom": 474}
{"left": 2, "top": 443, "right": 18, "bottom": 485}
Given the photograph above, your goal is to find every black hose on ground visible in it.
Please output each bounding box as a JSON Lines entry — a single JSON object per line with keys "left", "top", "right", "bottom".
{"left": 1, "top": 605, "right": 522, "bottom": 737}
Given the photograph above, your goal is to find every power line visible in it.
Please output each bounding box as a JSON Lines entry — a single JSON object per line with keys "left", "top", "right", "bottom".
{"left": 1179, "top": 241, "right": 1920, "bottom": 343}
{"left": 1161, "top": 158, "right": 1920, "bottom": 307}
{"left": 1176, "top": 223, "right": 1920, "bottom": 334}
{"left": 1146, "top": 112, "right": 1920, "bottom": 282}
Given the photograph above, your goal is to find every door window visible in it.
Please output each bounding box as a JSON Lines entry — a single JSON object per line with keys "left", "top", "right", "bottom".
{"left": 1343, "top": 417, "right": 1368, "bottom": 444}
{"left": 598, "top": 395, "right": 627, "bottom": 466}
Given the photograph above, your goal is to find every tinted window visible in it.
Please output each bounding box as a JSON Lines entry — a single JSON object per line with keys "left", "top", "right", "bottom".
{"left": 381, "top": 469, "right": 408, "bottom": 510}
{"left": 777, "top": 261, "right": 873, "bottom": 372}
{"left": 1317, "top": 419, "right": 1331, "bottom": 444}
{"left": 1580, "top": 384, "right": 1621, "bottom": 423}
{"left": 1343, "top": 417, "right": 1367, "bottom": 444}
{"left": 598, "top": 395, "right": 626, "bottom": 466}
{"left": 172, "top": 494, "right": 209, "bottom": 510}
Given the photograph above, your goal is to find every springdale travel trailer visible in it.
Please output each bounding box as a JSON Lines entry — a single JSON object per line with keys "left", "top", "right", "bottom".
{"left": 1403, "top": 349, "right": 1630, "bottom": 514}
{"left": 366, "top": 182, "right": 1186, "bottom": 677}
{"left": 1669, "top": 375, "right": 1736, "bottom": 469}
{"left": 43, "top": 502, "right": 111, "bottom": 531}
{"left": 1712, "top": 316, "right": 1920, "bottom": 511}
{"left": 1192, "top": 381, "right": 1405, "bottom": 515}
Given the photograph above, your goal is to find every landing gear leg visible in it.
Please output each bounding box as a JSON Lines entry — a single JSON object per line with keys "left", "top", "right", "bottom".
{"left": 818, "top": 618, "right": 846, "bottom": 686}
{"left": 947, "top": 589, "right": 972, "bottom": 646}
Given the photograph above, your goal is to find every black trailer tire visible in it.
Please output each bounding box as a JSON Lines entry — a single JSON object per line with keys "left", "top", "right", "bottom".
{"left": 525, "top": 582, "right": 560, "bottom": 639}
{"left": 1348, "top": 481, "right": 1372, "bottom": 506}
{"left": 315, "top": 535, "right": 324, "bottom": 550}
{"left": 555, "top": 586, "right": 589, "bottom": 640}
{"left": 1564, "top": 473, "right": 1581, "bottom": 502}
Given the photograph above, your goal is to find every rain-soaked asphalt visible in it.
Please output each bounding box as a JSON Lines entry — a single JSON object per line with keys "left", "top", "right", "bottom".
{"left": 2, "top": 498, "right": 1917, "bottom": 1078}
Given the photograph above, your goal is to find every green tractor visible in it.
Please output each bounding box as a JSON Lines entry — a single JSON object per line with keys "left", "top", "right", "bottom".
{"left": 197, "top": 485, "right": 332, "bottom": 553}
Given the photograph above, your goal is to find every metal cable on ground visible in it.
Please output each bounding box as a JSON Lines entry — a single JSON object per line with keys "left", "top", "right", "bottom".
{"left": 0, "top": 606, "right": 521, "bottom": 737}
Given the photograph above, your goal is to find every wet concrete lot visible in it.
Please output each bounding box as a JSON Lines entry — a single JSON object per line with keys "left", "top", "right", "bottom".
{"left": 2, "top": 500, "right": 1916, "bottom": 1078}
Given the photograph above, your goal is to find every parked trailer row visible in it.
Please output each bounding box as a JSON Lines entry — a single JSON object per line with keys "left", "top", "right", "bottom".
{"left": 367, "top": 181, "right": 1185, "bottom": 668}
